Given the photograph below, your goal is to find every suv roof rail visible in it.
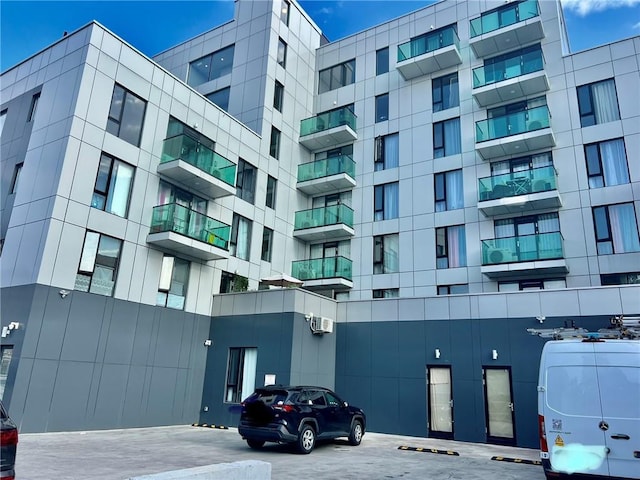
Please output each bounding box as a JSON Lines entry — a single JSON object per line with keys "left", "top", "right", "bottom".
{"left": 527, "top": 315, "right": 640, "bottom": 340}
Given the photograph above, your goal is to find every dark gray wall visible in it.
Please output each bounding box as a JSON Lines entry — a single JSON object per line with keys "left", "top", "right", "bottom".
{"left": 1, "top": 284, "right": 210, "bottom": 433}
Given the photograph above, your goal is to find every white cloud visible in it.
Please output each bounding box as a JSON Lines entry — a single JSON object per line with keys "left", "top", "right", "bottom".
{"left": 562, "top": 0, "right": 640, "bottom": 16}
{"left": 634, "top": 21, "right": 640, "bottom": 29}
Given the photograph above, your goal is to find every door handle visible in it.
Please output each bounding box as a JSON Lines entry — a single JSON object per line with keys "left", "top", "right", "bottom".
{"left": 611, "top": 434, "right": 630, "bottom": 440}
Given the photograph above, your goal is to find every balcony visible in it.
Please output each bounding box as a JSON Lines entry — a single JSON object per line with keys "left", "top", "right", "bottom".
{"left": 293, "top": 204, "right": 355, "bottom": 242}
{"left": 396, "top": 25, "right": 462, "bottom": 80}
{"left": 478, "top": 166, "right": 562, "bottom": 216}
{"left": 146, "top": 203, "right": 230, "bottom": 261}
{"left": 481, "top": 232, "right": 569, "bottom": 278}
{"left": 475, "top": 105, "right": 555, "bottom": 159}
{"left": 292, "top": 256, "right": 353, "bottom": 290}
{"left": 158, "top": 134, "right": 236, "bottom": 199}
{"left": 472, "top": 48, "right": 548, "bottom": 107}
{"left": 469, "top": 0, "right": 544, "bottom": 58}
{"left": 299, "top": 107, "right": 357, "bottom": 152}
{"left": 297, "top": 155, "right": 356, "bottom": 195}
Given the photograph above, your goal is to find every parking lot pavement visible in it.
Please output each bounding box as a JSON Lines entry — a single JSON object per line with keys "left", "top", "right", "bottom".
{"left": 16, "top": 425, "right": 546, "bottom": 480}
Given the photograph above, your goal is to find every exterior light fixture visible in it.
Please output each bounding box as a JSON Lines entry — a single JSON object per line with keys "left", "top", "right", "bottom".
{"left": 492, "top": 349, "right": 498, "bottom": 360}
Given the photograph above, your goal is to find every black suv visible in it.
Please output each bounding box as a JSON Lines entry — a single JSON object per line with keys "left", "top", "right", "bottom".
{"left": 238, "top": 385, "right": 366, "bottom": 454}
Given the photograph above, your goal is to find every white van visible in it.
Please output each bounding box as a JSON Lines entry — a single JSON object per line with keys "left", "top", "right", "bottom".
{"left": 534, "top": 325, "right": 640, "bottom": 480}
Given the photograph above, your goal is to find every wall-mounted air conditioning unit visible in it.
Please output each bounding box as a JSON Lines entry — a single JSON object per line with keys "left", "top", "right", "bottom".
{"left": 487, "top": 247, "right": 514, "bottom": 264}
{"left": 310, "top": 316, "right": 334, "bottom": 335}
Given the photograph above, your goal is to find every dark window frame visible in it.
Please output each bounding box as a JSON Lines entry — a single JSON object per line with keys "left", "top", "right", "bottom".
{"left": 91, "top": 152, "right": 135, "bottom": 218}
{"left": 277, "top": 38, "right": 287, "bottom": 68}
{"left": 10, "top": 163, "right": 23, "bottom": 194}
{"left": 27, "top": 92, "right": 40, "bottom": 122}
{"left": 376, "top": 47, "right": 389, "bottom": 75}
{"left": 432, "top": 72, "right": 459, "bottom": 112}
{"left": 273, "top": 81, "right": 284, "bottom": 112}
{"left": 261, "top": 227, "right": 274, "bottom": 262}
{"left": 106, "top": 84, "right": 147, "bottom": 147}
{"left": 270, "top": 127, "right": 281, "bottom": 159}
{"left": 375, "top": 93, "right": 389, "bottom": 123}
{"left": 236, "top": 158, "right": 257, "bottom": 204}
{"left": 577, "top": 78, "right": 619, "bottom": 127}
{"left": 266, "top": 175, "right": 277, "bottom": 209}
{"left": 318, "top": 59, "right": 356, "bottom": 94}
{"left": 584, "top": 138, "right": 629, "bottom": 188}
{"left": 206, "top": 87, "right": 231, "bottom": 111}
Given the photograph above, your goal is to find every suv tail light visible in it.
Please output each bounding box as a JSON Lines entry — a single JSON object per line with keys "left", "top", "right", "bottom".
{"left": 538, "top": 415, "right": 548, "bottom": 453}
{"left": 273, "top": 404, "right": 295, "bottom": 413}
{"left": 0, "top": 427, "right": 18, "bottom": 445}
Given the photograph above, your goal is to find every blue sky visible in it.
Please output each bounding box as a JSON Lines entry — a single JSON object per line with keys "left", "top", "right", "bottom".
{"left": 1, "top": 0, "right": 639, "bottom": 72}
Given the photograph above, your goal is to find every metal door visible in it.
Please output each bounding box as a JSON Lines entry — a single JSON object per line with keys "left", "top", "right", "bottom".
{"left": 483, "top": 367, "right": 516, "bottom": 445}
{"left": 427, "top": 366, "right": 454, "bottom": 439}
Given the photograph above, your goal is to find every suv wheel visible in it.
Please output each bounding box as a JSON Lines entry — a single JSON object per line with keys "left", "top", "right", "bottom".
{"left": 348, "top": 420, "right": 363, "bottom": 446}
{"left": 297, "top": 425, "right": 316, "bottom": 454}
{"left": 247, "top": 439, "right": 265, "bottom": 449}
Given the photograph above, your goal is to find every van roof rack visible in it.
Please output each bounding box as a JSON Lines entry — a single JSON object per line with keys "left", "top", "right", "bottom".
{"left": 527, "top": 315, "right": 640, "bottom": 340}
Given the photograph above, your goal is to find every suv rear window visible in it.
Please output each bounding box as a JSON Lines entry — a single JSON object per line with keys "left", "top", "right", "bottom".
{"left": 247, "top": 389, "right": 290, "bottom": 406}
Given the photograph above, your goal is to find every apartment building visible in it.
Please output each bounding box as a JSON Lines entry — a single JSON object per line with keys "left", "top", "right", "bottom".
{"left": 1, "top": 0, "right": 638, "bottom": 448}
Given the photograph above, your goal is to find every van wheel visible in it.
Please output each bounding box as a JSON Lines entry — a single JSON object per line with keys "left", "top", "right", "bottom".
{"left": 297, "top": 425, "right": 315, "bottom": 454}
{"left": 348, "top": 420, "right": 363, "bottom": 446}
{"left": 247, "top": 439, "right": 264, "bottom": 449}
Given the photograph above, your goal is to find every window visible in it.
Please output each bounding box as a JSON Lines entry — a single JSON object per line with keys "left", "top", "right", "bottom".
{"left": 433, "top": 117, "right": 461, "bottom": 158}
{"left": 375, "top": 93, "right": 389, "bottom": 122}
{"left": 437, "top": 284, "right": 469, "bottom": 295}
{"left": 220, "top": 271, "right": 249, "bottom": 293}
{"left": 91, "top": 153, "right": 134, "bottom": 218}
{"left": 577, "top": 78, "right": 620, "bottom": 127}
{"left": 374, "top": 182, "right": 399, "bottom": 220}
{"left": 106, "top": 84, "right": 146, "bottom": 146}
{"left": 435, "top": 169, "right": 463, "bottom": 212}
{"left": 270, "top": 127, "right": 281, "bottom": 159}
{"left": 601, "top": 272, "right": 640, "bottom": 286}
{"left": 373, "top": 233, "right": 399, "bottom": 274}
{"left": 10, "top": 163, "right": 22, "bottom": 194}
{"left": 277, "top": 38, "right": 287, "bottom": 68}
{"left": 436, "top": 225, "right": 467, "bottom": 269}
{"left": 74, "top": 231, "right": 123, "bottom": 296}
{"left": 593, "top": 203, "right": 640, "bottom": 255}
{"left": 206, "top": 87, "right": 230, "bottom": 111}
{"left": 273, "top": 81, "right": 284, "bottom": 112}
{"left": 225, "top": 347, "right": 257, "bottom": 403}
{"left": 188, "top": 45, "right": 235, "bottom": 86}
{"left": 231, "top": 213, "right": 252, "bottom": 260}
{"left": 432, "top": 73, "right": 459, "bottom": 112}
{"left": 585, "top": 138, "right": 629, "bottom": 188}
{"left": 266, "top": 175, "right": 277, "bottom": 209}
{"left": 374, "top": 133, "right": 399, "bottom": 171}
{"left": 236, "top": 159, "right": 257, "bottom": 204}
{"left": 376, "top": 47, "right": 389, "bottom": 75}
{"left": 261, "top": 227, "right": 274, "bottom": 262}
{"left": 373, "top": 288, "right": 399, "bottom": 298}
{"left": 156, "top": 256, "right": 189, "bottom": 310}
{"left": 0, "top": 109, "right": 7, "bottom": 136}
{"left": 158, "top": 180, "right": 206, "bottom": 213}
{"left": 498, "top": 279, "right": 566, "bottom": 292}
{"left": 27, "top": 92, "right": 40, "bottom": 122}
{"left": 280, "top": 0, "right": 290, "bottom": 25}
{"left": 0, "top": 345, "right": 12, "bottom": 399}
{"left": 318, "top": 59, "right": 356, "bottom": 94}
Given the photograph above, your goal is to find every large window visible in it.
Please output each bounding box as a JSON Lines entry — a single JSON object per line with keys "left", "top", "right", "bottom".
{"left": 158, "top": 180, "right": 206, "bottom": 213}
{"left": 577, "top": 78, "right": 620, "bottom": 127}
{"left": 318, "top": 59, "right": 356, "bottom": 94}
{"left": 156, "top": 255, "right": 189, "bottom": 310}
{"left": 373, "top": 233, "right": 399, "bottom": 274}
{"left": 231, "top": 213, "right": 252, "bottom": 260}
{"left": 277, "top": 38, "right": 287, "bottom": 68}
{"left": 188, "top": 45, "right": 235, "bottom": 86}
{"left": 374, "top": 182, "right": 399, "bottom": 220}
{"left": 220, "top": 271, "right": 248, "bottom": 293}
{"left": 206, "top": 87, "right": 230, "bottom": 112}
{"left": 438, "top": 284, "right": 469, "bottom": 295}
{"left": 273, "top": 81, "right": 284, "bottom": 112}
{"left": 236, "top": 158, "right": 257, "bottom": 204}
{"left": 266, "top": 175, "right": 277, "bottom": 209}
{"left": 499, "top": 279, "right": 566, "bottom": 292}
{"left": 92, "top": 153, "right": 134, "bottom": 218}
{"left": 75, "top": 231, "right": 123, "bottom": 296}
{"left": 270, "top": 127, "right": 281, "bottom": 159}
{"left": 374, "top": 133, "right": 399, "bottom": 171}
{"left": 435, "top": 169, "right": 463, "bottom": 212}
{"left": 106, "top": 84, "right": 146, "bottom": 146}
{"left": 376, "top": 47, "right": 389, "bottom": 75}
{"left": 585, "top": 138, "right": 629, "bottom": 188}
{"left": 375, "top": 93, "right": 389, "bottom": 122}
{"left": 593, "top": 203, "right": 640, "bottom": 255}
{"left": 432, "top": 73, "right": 459, "bottom": 112}
{"left": 436, "top": 225, "right": 466, "bottom": 269}
{"left": 225, "top": 347, "right": 257, "bottom": 403}
{"left": 433, "top": 117, "right": 461, "bottom": 158}
{"left": 601, "top": 272, "right": 640, "bottom": 286}
{"left": 373, "top": 288, "right": 399, "bottom": 298}
{"left": 261, "top": 227, "right": 274, "bottom": 262}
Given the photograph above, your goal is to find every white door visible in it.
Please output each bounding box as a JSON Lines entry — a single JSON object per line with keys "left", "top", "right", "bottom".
{"left": 484, "top": 367, "right": 515, "bottom": 444}
{"left": 427, "top": 366, "right": 453, "bottom": 439}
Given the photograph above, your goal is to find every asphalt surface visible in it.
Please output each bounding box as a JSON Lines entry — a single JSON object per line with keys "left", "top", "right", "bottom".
{"left": 16, "top": 425, "right": 546, "bottom": 480}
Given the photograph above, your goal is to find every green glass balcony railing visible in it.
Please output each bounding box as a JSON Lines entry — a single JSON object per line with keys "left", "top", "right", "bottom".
{"left": 294, "top": 204, "right": 354, "bottom": 230}
{"left": 149, "top": 203, "right": 230, "bottom": 250}
{"left": 300, "top": 107, "right": 357, "bottom": 137}
{"left": 478, "top": 166, "right": 558, "bottom": 201}
{"left": 476, "top": 105, "right": 550, "bottom": 142}
{"left": 472, "top": 48, "right": 544, "bottom": 88}
{"left": 161, "top": 134, "right": 236, "bottom": 186}
{"left": 292, "top": 256, "right": 353, "bottom": 281}
{"left": 298, "top": 155, "right": 356, "bottom": 183}
{"left": 470, "top": 0, "right": 540, "bottom": 37}
{"left": 482, "top": 232, "right": 564, "bottom": 265}
{"left": 398, "top": 25, "right": 460, "bottom": 62}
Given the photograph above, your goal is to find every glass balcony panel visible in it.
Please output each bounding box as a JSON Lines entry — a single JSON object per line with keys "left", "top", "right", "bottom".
{"left": 300, "top": 107, "right": 357, "bottom": 137}
{"left": 470, "top": 0, "right": 540, "bottom": 37}
{"left": 476, "top": 105, "right": 550, "bottom": 142}
{"left": 397, "top": 25, "right": 459, "bottom": 62}
{"left": 294, "top": 204, "right": 354, "bottom": 229}
{"left": 478, "top": 166, "right": 558, "bottom": 201}
{"left": 481, "top": 232, "right": 564, "bottom": 265}
{"left": 150, "top": 203, "right": 230, "bottom": 249}
{"left": 472, "top": 49, "right": 544, "bottom": 88}
{"left": 298, "top": 155, "right": 356, "bottom": 182}
{"left": 292, "top": 256, "right": 353, "bottom": 281}
{"left": 161, "top": 134, "right": 236, "bottom": 186}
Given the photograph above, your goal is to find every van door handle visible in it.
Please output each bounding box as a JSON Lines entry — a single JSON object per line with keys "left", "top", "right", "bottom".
{"left": 611, "top": 434, "right": 630, "bottom": 440}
